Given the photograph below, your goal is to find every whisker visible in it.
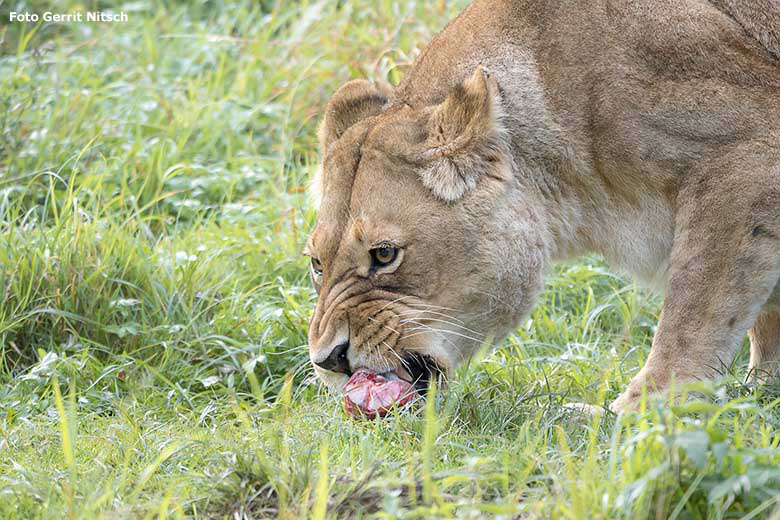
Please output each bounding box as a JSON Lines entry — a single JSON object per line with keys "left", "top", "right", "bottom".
{"left": 382, "top": 340, "right": 414, "bottom": 374}
{"left": 378, "top": 343, "right": 394, "bottom": 373}
{"left": 396, "top": 308, "right": 465, "bottom": 325}
{"left": 379, "top": 294, "right": 414, "bottom": 312}
{"left": 470, "top": 288, "right": 515, "bottom": 311}
{"left": 399, "top": 330, "right": 432, "bottom": 342}
{"left": 367, "top": 315, "right": 402, "bottom": 336}
{"left": 407, "top": 302, "right": 464, "bottom": 313}
{"left": 401, "top": 326, "right": 462, "bottom": 351}
{"left": 402, "top": 323, "right": 484, "bottom": 344}
{"left": 399, "top": 317, "right": 484, "bottom": 338}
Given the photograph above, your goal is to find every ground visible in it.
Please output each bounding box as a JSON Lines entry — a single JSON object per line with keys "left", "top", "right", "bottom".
{"left": 2, "top": 1, "right": 780, "bottom": 518}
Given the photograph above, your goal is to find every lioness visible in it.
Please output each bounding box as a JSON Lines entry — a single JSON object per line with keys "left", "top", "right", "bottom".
{"left": 305, "top": 0, "right": 780, "bottom": 413}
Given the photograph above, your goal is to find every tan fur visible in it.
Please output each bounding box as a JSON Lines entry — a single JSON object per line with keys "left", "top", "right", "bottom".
{"left": 307, "top": 0, "right": 780, "bottom": 411}
{"left": 748, "top": 308, "right": 780, "bottom": 383}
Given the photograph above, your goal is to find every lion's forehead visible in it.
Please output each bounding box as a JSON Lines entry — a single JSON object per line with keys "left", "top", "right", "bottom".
{"left": 317, "top": 157, "right": 402, "bottom": 248}
{"left": 316, "top": 123, "right": 368, "bottom": 260}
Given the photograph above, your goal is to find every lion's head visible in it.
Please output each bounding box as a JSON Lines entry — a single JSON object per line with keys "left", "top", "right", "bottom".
{"left": 306, "top": 67, "right": 548, "bottom": 393}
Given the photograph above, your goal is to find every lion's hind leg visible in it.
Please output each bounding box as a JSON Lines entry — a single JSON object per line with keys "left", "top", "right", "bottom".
{"left": 748, "top": 308, "right": 780, "bottom": 383}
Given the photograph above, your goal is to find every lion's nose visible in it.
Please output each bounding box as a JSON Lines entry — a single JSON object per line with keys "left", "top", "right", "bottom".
{"left": 313, "top": 341, "right": 351, "bottom": 375}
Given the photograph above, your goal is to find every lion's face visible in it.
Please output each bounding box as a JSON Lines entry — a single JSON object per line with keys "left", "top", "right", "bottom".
{"left": 307, "top": 68, "right": 548, "bottom": 392}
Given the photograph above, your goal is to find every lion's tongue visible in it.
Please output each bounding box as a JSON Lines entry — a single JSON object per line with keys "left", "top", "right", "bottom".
{"left": 343, "top": 369, "right": 418, "bottom": 419}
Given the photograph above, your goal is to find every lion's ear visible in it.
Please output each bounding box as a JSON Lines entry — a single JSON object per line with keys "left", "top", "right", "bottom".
{"left": 420, "top": 66, "right": 509, "bottom": 202}
{"left": 318, "top": 80, "right": 390, "bottom": 152}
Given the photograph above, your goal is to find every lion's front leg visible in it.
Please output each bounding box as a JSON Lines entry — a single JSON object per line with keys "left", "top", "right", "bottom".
{"left": 611, "top": 152, "right": 780, "bottom": 413}
{"left": 748, "top": 308, "right": 780, "bottom": 383}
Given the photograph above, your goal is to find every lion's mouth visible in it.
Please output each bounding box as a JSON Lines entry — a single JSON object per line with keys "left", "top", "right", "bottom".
{"left": 342, "top": 354, "right": 444, "bottom": 419}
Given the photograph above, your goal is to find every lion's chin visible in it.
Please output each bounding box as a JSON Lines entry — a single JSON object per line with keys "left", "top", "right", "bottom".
{"left": 313, "top": 366, "right": 350, "bottom": 390}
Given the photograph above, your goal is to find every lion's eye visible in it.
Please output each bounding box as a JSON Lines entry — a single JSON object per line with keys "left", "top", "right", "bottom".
{"left": 311, "top": 257, "right": 323, "bottom": 276}
{"left": 371, "top": 245, "right": 398, "bottom": 266}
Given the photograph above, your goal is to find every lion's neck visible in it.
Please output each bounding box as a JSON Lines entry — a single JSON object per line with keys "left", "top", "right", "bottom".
{"left": 397, "top": 0, "right": 780, "bottom": 287}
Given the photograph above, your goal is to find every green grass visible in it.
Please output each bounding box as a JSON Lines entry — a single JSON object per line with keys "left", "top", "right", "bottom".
{"left": 2, "top": 1, "right": 780, "bottom": 518}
